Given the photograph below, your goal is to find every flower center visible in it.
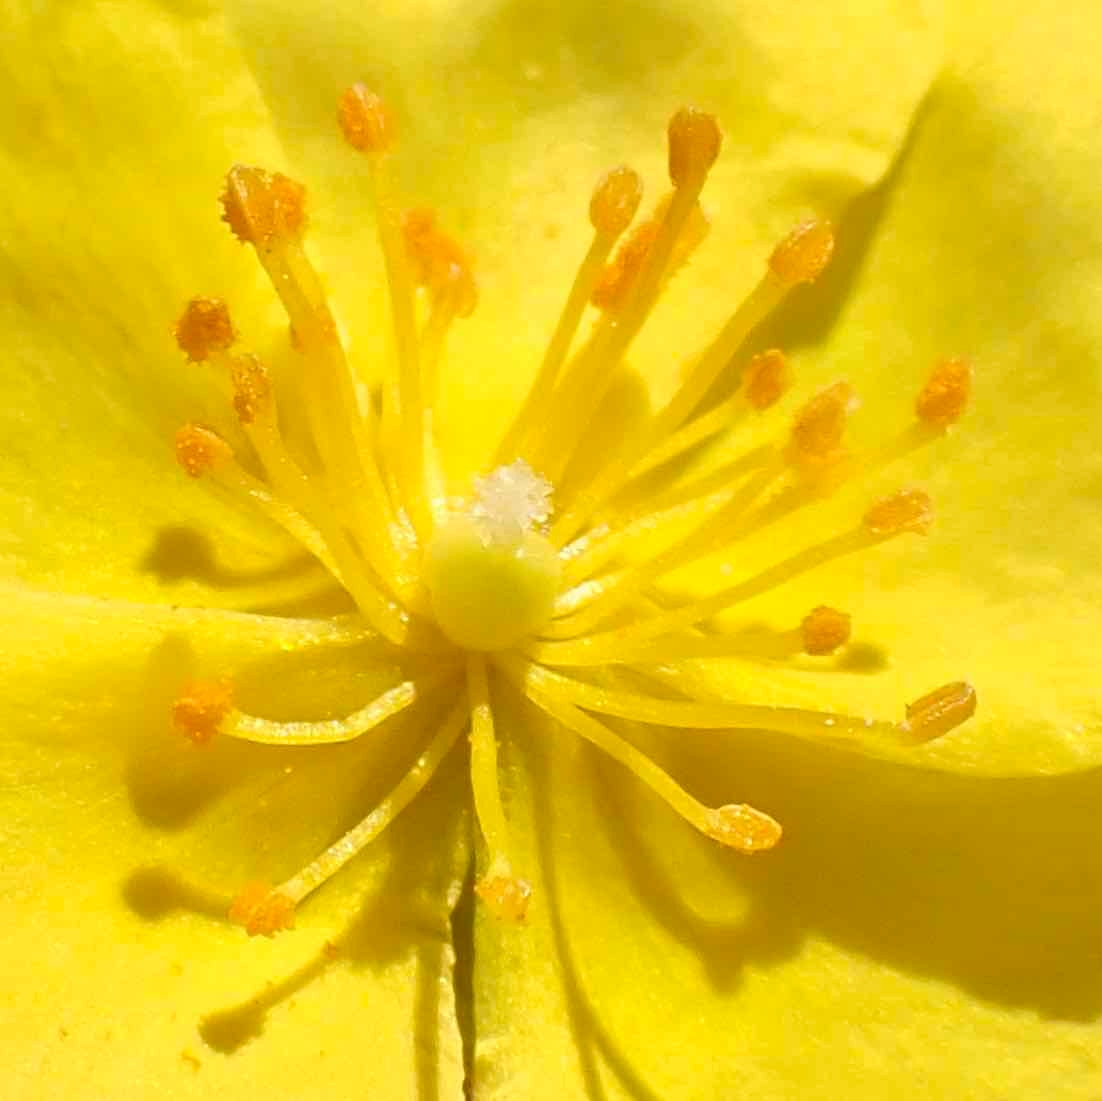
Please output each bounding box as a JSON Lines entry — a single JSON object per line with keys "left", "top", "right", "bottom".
{"left": 167, "top": 85, "right": 978, "bottom": 938}
{"left": 425, "top": 461, "right": 561, "bottom": 651}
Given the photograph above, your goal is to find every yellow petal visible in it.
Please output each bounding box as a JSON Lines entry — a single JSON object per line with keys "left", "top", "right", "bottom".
{"left": 0, "top": 4, "right": 301, "bottom": 606}
{"left": 474, "top": 700, "right": 1102, "bottom": 1098}
{"left": 718, "top": 0, "right": 1102, "bottom": 775}
{"left": 0, "top": 586, "right": 467, "bottom": 1097}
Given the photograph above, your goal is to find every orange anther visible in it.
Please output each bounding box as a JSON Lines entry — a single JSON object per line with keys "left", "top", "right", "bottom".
{"left": 401, "top": 208, "right": 478, "bottom": 317}
{"left": 916, "top": 356, "right": 973, "bottom": 428}
{"left": 769, "top": 218, "right": 834, "bottom": 285}
{"left": 590, "top": 190, "right": 708, "bottom": 313}
{"left": 589, "top": 165, "right": 644, "bottom": 237}
{"left": 743, "top": 349, "right": 791, "bottom": 411}
{"left": 667, "top": 106, "right": 722, "bottom": 188}
{"left": 337, "top": 83, "right": 395, "bottom": 154}
{"left": 863, "top": 488, "right": 934, "bottom": 536}
{"left": 172, "top": 678, "right": 233, "bottom": 745}
{"left": 230, "top": 354, "right": 273, "bottom": 425}
{"left": 174, "top": 424, "right": 232, "bottom": 478}
{"left": 902, "top": 681, "right": 977, "bottom": 742}
{"left": 174, "top": 297, "right": 235, "bottom": 362}
{"left": 789, "top": 381, "right": 858, "bottom": 463}
{"left": 220, "top": 165, "right": 307, "bottom": 247}
{"left": 475, "top": 875, "right": 533, "bottom": 921}
{"left": 228, "top": 881, "right": 296, "bottom": 937}
{"left": 800, "top": 605, "right": 852, "bottom": 656}
{"left": 591, "top": 218, "right": 661, "bottom": 312}
{"left": 704, "top": 804, "right": 782, "bottom": 853}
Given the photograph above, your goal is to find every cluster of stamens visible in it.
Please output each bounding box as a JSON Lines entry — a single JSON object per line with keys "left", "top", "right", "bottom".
{"left": 169, "top": 85, "right": 976, "bottom": 936}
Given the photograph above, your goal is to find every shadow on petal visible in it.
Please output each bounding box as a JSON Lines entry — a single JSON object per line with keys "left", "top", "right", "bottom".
{"left": 667, "top": 726, "right": 1102, "bottom": 1023}
{"left": 140, "top": 524, "right": 352, "bottom": 616}
{"left": 530, "top": 732, "right": 667, "bottom": 1101}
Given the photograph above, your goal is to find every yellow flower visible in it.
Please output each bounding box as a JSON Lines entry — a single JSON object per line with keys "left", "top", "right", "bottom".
{"left": 3, "top": 3, "right": 1101, "bottom": 1100}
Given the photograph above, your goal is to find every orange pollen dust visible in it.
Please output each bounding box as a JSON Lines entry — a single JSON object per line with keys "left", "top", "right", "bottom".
{"left": 903, "top": 681, "right": 978, "bottom": 742}
{"left": 174, "top": 423, "right": 232, "bottom": 477}
{"left": 228, "top": 882, "right": 297, "bottom": 937}
{"left": 916, "top": 356, "right": 973, "bottom": 428}
{"left": 172, "top": 678, "right": 234, "bottom": 745}
{"left": 589, "top": 164, "right": 644, "bottom": 237}
{"left": 801, "top": 605, "right": 852, "bottom": 656}
{"left": 221, "top": 164, "right": 307, "bottom": 246}
{"left": 401, "top": 208, "right": 478, "bottom": 316}
{"left": 667, "top": 105, "right": 723, "bottom": 188}
{"left": 863, "top": 488, "right": 934, "bottom": 536}
{"left": 230, "top": 354, "right": 273, "bottom": 424}
{"left": 743, "top": 348, "right": 791, "bottom": 411}
{"left": 174, "top": 296, "right": 235, "bottom": 362}
{"left": 768, "top": 218, "right": 835, "bottom": 285}
{"left": 337, "top": 82, "right": 395, "bottom": 154}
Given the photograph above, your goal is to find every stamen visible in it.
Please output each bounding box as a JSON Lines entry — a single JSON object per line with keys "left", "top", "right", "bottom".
{"left": 229, "top": 353, "right": 273, "bottom": 425}
{"left": 666, "top": 105, "right": 723, "bottom": 188}
{"left": 800, "top": 605, "right": 852, "bottom": 655}
{"left": 228, "top": 882, "right": 296, "bottom": 938}
{"left": 174, "top": 423, "right": 232, "bottom": 477}
{"left": 768, "top": 218, "right": 835, "bottom": 285}
{"left": 229, "top": 699, "right": 468, "bottom": 936}
{"left": 863, "top": 488, "right": 934, "bottom": 535}
{"left": 495, "top": 165, "right": 644, "bottom": 463}
{"left": 173, "top": 421, "right": 423, "bottom": 648}
{"left": 467, "top": 656, "right": 530, "bottom": 920}
{"left": 199, "top": 339, "right": 422, "bottom": 630}
{"left": 860, "top": 357, "right": 976, "bottom": 475}
{"left": 506, "top": 657, "right": 781, "bottom": 855}
{"left": 703, "top": 805, "right": 782, "bottom": 852}
{"left": 899, "top": 681, "right": 977, "bottom": 742}
{"left": 401, "top": 208, "right": 478, "bottom": 411}
{"left": 174, "top": 422, "right": 339, "bottom": 574}
{"left": 401, "top": 208, "right": 478, "bottom": 319}
{"left": 786, "top": 380, "right": 858, "bottom": 477}
{"left": 174, "top": 297, "right": 235, "bottom": 362}
{"left": 530, "top": 108, "right": 724, "bottom": 479}
{"left": 615, "top": 348, "right": 790, "bottom": 497}
{"left": 916, "top": 356, "right": 973, "bottom": 428}
{"left": 591, "top": 194, "right": 710, "bottom": 313}
{"left": 221, "top": 674, "right": 448, "bottom": 746}
{"left": 590, "top": 218, "right": 661, "bottom": 313}
{"left": 336, "top": 83, "right": 396, "bottom": 154}
{"left": 534, "top": 490, "right": 932, "bottom": 665}
{"left": 547, "top": 456, "right": 784, "bottom": 635}
{"left": 743, "top": 348, "right": 792, "bottom": 411}
{"left": 221, "top": 165, "right": 306, "bottom": 246}
{"left": 552, "top": 219, "right": 834, "bottom": 545}
{"left": 172, "top": 679, "right": 234, "bottom": 745}
{"left": 506, "top": 657, "right": 906, "bottom": 743}
{"left": 337, "top": 85, "right": 429, "bottom": 536}
{"left": 589, "top": 164, "right": 645, "bottom": 237}
{"left": 219, "top": 165, "right": 408, "bottom": 590}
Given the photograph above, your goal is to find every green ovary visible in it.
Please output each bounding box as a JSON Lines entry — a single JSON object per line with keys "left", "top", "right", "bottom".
{"left": 425, "top": 513, "right": 561, "bottom": 651}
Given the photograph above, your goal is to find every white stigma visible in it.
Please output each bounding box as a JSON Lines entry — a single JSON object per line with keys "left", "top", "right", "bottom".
{"left": 470, "top": 459, "right": 553, "bottom": 544}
